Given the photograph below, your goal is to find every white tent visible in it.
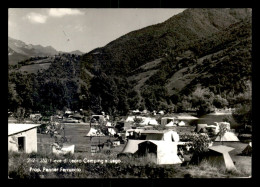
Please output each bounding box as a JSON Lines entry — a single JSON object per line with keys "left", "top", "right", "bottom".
{"left": 106, "top": 121, "right": 112, "bottom": 126}
{"left": 207, "top": 124, "right": 220, "bottom": 134}
{"left": 86, "top": 128, "right": 105, "bottom": 137}
{"left": 178, "top": 121, "right": 185, "bottom": 126}
{"left": 162, "top": 131, "right": 180, "bottom": 142}
{"left": 126, "top": 116, "right": 159, "bottom": 126}
{"left": 141, "top": 130, "right": 179, "bottom": 142}
{"left": 108, "top": 127, "right": 116, "bottom": 136}
{"left": 207, "top": 145, "right": 236, "bottom": 171}
{"left": 137, "top": 140, "right": 182, "bottom": 165}
{"left": 147, "top": 118, "right": 159, "bottom": 125}
{"left": 125, "top": 116, "right": 142, "bottom": 122}
{"left": 158, "top": 111, "right": 164, "bottom": 115}
{"left": 125, "top": 129, "right": 145, "bottom": 138}
{"left": 161, "top": 117, "right": 175, "bottom": 126}
{"left": 122, "top": 140, "right": 147, "bottom": 154}
{"left": 195, "top": 124, "right": 208, "bottom": 132}
{"left": 242, "top": 142, "right": 252, "bottom": 156}
{"left": 165, "top": 121, "right": 176, "bottom": 127}
{"left": 215, "top": 131, "right": 239, "bottom": 142}
{"left": 140, "top": 117, "right": 149, "bottom": 125}
{"left": 142, "top": 110, "right": 148, "bottom": 114}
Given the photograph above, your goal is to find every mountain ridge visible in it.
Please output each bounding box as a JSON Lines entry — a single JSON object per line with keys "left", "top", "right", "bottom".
{"left": 81, "top": 8, "right": 251, "bottom": 76}
{"left": 8, "top": 37, "right": 84, "bottom": 65}
{"left": 8, "top": 8, "right": 252, "bottom": 116}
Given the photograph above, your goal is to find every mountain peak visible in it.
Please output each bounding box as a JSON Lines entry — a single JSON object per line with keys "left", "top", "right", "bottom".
{"left": 8, "top": 37, "right": 60, "bottom": 64}
{"left": 82, "top": 8, "right": 251, "bottom": 76}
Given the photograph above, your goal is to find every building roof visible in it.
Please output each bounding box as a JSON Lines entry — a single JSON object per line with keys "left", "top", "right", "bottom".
{"left": 141, "top": 129, "right": 173, "bottom": 134}
{"left": 209, "top": 145, "right": 235, "bottom": 154}
{"left": 161, "top": 117, "right": 175, "bottom": 120}
{"left": 8, "top": 123, "right": 40, "bottom": 136}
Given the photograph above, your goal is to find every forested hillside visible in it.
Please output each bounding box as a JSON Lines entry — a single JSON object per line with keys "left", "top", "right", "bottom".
{"left": 8, "top": 54, "right": 82, "bottom": 114}
{"left": 8, "top": 8, "right": 252, "bottom": 118}
{"left": 139, "top": 17, "right": 252, "bottom": 114}
{"left": 81, "top": 8, "right": 251, "bottom": 75}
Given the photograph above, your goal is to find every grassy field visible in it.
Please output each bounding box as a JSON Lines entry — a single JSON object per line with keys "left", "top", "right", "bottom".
{"left": 37, "top": 123, "right": 123, "bottom": 158}
{"left": 7, "top": 122, "right": 251, "bottom": 178}
{"left": 19, "top": 63, "right": 52, "bottom": 74}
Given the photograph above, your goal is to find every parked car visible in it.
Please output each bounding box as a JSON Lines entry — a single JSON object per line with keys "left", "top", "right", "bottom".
{"left": 63, "top": 118, "right": 79, "bottom": 123}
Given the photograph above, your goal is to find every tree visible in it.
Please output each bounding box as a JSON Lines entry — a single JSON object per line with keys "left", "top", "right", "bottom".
{"left": 191, "top": 87, "right": 215, "bottom": 116}
{"left": 190, "top": 133, "right": 212, "bottom": 164}
{"left": 232, "top": 103, "right": 252, "bottom": 132}
{"left": 133, "top": 116, "right": 144, "bottom": 127}
{"left": 89, "top": 73, "right": 119, "bottom": 115}
{"left": 218, "top": 123, "right": 228, "bottom": 145}
{"left": 8, "top": 82, "right": 21, "bottom": 112}
{"left": 176, "top": 99, "right": 192, "bottom": 112}
{"left": 13, "top": 107, "right": 26, "bottom": 122}
{"left": 213, "top": 95, "right": 229, "bottom": 108}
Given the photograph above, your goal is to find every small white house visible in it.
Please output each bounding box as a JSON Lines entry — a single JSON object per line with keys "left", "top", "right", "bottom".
{"left": 8, "top": 123, "right": 40, "bottom": 153}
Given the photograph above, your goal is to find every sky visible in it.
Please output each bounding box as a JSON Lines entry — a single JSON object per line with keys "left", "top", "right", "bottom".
{"left": 8, "top": 8, "right": 186, "bottom": 53}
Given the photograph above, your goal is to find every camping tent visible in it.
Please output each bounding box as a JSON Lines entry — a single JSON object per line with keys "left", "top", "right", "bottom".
{"left": 108, "top": 127, "right": 116, "bottom": 136}
{"left": 215, "top": 131, "right": 239, "bottom": 142}
{"left": 147, "top": 118, "right": 159, "bottom": 125}
{"left": 85, "top": 128, "right": 105, "bottom": 137}
{"left": 162, "top": 130, "right": 179, "bottom": 142}
{"left": 195, "top": 124, "right": 208, "bottom": 132}
{"left": 165, "top": 121, "right": 176, "bottom": 127}
{"left": 141, "top": 130, "right": 179, "bottom": 142}
{"left": 137, "top": 140, "right": 182, "bottom": 165}
{"left": 161, "top": 117, "right": 175, "bottom": 126}
{"left": 205, "top": 145, "right": 236, "bottom": 171}
{"left": 158, "top": 111, "right": 164, "bottom": 115}
{"left": 125, "top": 116, "right": 138, "bottom": 122}
{"left": 106, "top": 121, "right": 112, "bottom": 126}
{"left": 178, "top": 121, "right": 185, "bottom": 126}
{"left": 121, "top": 140, "right": 147, "bottom": 154}
{"left": 206, "top": 125, "right": 220, "bottom": 134}
{"left": 125, "top": 116, "right": 158, "bottom": 126}
{"left": 125, "top": 129, "right": 144, "bottom": 138}
{"left": 142, "top": 110, "right": 148, "bottom": 114}
{"left": 242, "top": 142, "right": 252, "bottom": 156}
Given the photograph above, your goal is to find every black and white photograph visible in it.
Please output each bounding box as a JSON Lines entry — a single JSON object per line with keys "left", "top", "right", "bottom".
{"left": 8, "top": 8, "right": 252, "bottom": 179}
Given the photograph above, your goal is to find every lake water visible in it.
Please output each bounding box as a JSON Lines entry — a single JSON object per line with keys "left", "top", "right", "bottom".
{"left": 195, "top": 113, "right": 239, "bottom": 129}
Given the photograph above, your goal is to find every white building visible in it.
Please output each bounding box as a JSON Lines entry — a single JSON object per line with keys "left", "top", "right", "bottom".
{"left": 8, "top": 123, "right": 40, "bottom": 153}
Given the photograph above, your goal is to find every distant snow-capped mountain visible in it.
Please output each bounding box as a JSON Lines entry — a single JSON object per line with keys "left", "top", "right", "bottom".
{"left": 8, "top": 37, "right": 59, "bottom": 65}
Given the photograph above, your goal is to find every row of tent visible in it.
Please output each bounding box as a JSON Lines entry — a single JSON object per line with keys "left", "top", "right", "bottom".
{"left": 86, "top": 124, "right": 240, "bottom": 142}
{"left": 120, "top": 139, "right": 248, "bottom": 170}
{"left": 86, "top": 127, "right": 116, "bottom": 137}
{"left": 125, "top": 115, "right": 198, "bottom": 126}
{"left": 125, "top": 116, "right": 159, "bottom": 125}
{"left": 85, "top": 126, "right": 251, "bottom": 170}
